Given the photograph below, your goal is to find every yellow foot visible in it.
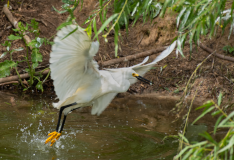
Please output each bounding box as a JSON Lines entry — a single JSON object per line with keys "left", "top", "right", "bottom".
{"left": 45, "top": 131, "right": 62, "bottom": 146}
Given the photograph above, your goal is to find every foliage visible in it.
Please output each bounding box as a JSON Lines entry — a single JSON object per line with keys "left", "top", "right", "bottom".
{"left": 161, "top": 0, "right": 234, "bottom": 57}
{"left": 175, "top": 93, "right": 234, "bottom": 160}
{"left": 54, "top": 0, "right": 234, "bottom": 58}
{"left": 0, "top": 19, "right": 52, "bottom": 92}
{"left": 223, "top": 45, "right": 234, "bottom": 55}
{"left": 53, "top": 0, "right": 163, "bottom": 57}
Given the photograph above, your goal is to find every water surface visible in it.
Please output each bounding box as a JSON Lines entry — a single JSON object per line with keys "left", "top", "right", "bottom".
{"left": 0, "top": 91, "right": 179, "bottom": 160}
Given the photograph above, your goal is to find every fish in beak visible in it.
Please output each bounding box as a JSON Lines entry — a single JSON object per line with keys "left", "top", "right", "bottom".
{"left": 132, "top": 73, "right": 153, "bottom": 85}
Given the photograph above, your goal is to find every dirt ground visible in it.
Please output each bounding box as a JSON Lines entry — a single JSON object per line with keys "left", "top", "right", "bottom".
{"left": 0, "top": 0, "right": 234, "bottom": 103}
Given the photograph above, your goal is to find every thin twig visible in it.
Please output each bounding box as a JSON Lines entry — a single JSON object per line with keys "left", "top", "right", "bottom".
{"left": 20, "top": 0, "right": 25, "bottom": 10}
{"left": 0, "top": 81, "right": 18, "bottom": 86}
{"left": 137, "top": 34, "right": 144, "bottom": 46}
{"left": 0, "top": 69, "right": 50, "bottom": 84}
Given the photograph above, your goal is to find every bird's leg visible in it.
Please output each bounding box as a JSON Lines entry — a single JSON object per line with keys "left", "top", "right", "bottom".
{"left": 45, "top": 102, "right": 77, "bottom": 146}
{"left": 50, "top": 115, "right": 67, "bottom": 146}
{"left": 45, "top": 106, "right": 65, "bottom": 145}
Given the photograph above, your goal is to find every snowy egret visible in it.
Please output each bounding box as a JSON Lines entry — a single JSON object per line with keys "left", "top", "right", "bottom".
{"left": 45, "top": 25, "right": 176, "bottom": 146}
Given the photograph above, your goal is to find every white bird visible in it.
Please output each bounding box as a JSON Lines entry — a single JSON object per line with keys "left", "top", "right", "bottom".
{"left": 45, "top": 25, "right": 176, "bottom": 146}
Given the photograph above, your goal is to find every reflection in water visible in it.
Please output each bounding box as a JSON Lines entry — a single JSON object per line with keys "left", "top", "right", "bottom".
{"left": 0, "top": 91, "right": 179, "bottom": 160}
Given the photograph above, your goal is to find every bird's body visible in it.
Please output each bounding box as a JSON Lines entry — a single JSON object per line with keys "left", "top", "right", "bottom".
{"left": 45, "top": 25, "right": 176, "bottom": 146}
{"left": 54, "top": 68, "right": 131, "bottom": 115}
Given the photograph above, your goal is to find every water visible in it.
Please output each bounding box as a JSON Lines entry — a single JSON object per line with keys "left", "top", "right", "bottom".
{"left": 0, "top": 91, "right": 179, "bottom": 160}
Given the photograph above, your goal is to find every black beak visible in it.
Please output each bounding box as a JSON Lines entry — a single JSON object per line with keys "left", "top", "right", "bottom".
{"left": 132, "top": 73, "right": 153, "bottom": 85}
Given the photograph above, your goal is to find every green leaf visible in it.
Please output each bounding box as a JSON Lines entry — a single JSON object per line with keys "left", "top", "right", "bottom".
{"left": 131, "top": 2, "right": 139, "bottom": 16}
{"left": 32, "top": 63, "right": 39, "bottom": 69}
{"left": 114, "top": 24, "right": 119, "bottom": 57}
{"left": 23, "top": 87, "right": 29, "bottom": 91}
{"left": 175, "top": 146, "right": 191, "bottom": 159}
{"left": 93, "top": 13, "right": 118, "bottom": 40}
{"left": 62, "top": 26, "right": 78, "bottom": 40}
{"left": 103, "top": 7, "right": 107, "bottom": 23}
{"left": 123, "top": 11, "right": 129, "bottom": 33}
{"left": 1, "top": 40, "right": 11, "bottom": 47}
{"left": 211, "top": 110, "right": 221, "bottom": 116}
{"left": 31, "top": 49, "right": 42, "bottom": 63}
{"left": 0, "top": 52, "right": 8, "bottom": 59}
{"left": 196, "top": 101, "right": 214, "bottom": 110}
{"left": 93, "top": 18, "right": 98, "bottom": 41}
{"left": 30, "top": 19, "right": 39, "bottom": 30}
{"left": 36, "top": 81, "right": 44, "bottom": 92}
{"left": 12, "top": 28, "right": 20, "bottom": 32}
{"left": 218, "top": 135, "right": 234, "bottom": 153}
{"left": 143, "top": 0, "right": 152, "bottom": 23}
{"left": 25, "top": 68, "right": 30, "bottom": 72}
{"left": 176, "top": 7, "right": 186, "bottom": 28}
{"left": 28, "top": 79, "right": 34, "bottom": 85}
{"left": 35, "top": 37, "right": 44, "bottom": 48}
{"left": 0, "top": 60, "right": 16, "bottom": 78}
{"left": 182, "top": 148, "right": 195, "bottom": 160}
{"left": 5, "top": 102, "right": 12, "bottom": 105}
{"left": 13, "top": 47, "right": 24, "bottom": 52}
{"left": 223, "top": 46, "right": 229, "bottom": 52}
{"left": 57, "top": 21, "right": 73, "bottom": 30}
{"left": 218, "top": 92, "right": 223, "bottom": 106}
{"left": 152, "top": 2, "right": 162, "bottom": 18}
{"left": 178, "top": 133, "right": 189, "bottom": 143}
{"left": 192, "top": 106, "right": 215, "bottom": 124}
{"left": 8, "top": 35, "right": 22, "bottom": 40}
{"left": 218, "top": 121, "right": 234, "bottom": 128}
{"left": 229, "top": 47, "right": 234, "bottom": 53}
{"left": 199, "top": 132, "right": 217, "bottom": 145}
{"left": 218, "top": 111, "right": 234, "bottom": 127}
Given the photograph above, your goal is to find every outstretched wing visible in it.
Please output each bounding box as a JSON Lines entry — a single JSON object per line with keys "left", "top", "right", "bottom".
{"left": 129, "top": 41, "right": 176, "bottom": 84}
{"left": 91, "top": 93, "right": 117, "bottom": 116}
{"left": 50, "top": 25, "right": 100, "bottom": 101}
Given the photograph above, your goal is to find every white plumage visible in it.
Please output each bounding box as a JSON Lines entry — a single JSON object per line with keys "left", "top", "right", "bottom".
{"left": 46, "top": 25, "right": 176, "bottom": 146}
{"left": 50, "top": 25, "right": 176, "bottom": 115}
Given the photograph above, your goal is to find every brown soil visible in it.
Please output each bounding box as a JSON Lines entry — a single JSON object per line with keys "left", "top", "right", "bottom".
{"left": 0, "top": 0, "right": 234, "bottom": 103}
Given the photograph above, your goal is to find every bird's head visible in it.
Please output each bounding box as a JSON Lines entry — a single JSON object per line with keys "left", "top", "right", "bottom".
{"left": 125, "top": 69, "right": 153, "bottom": 85}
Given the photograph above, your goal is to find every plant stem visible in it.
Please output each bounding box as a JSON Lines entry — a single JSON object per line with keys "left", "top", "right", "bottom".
{"left": 104, "top": 0, "right": 128, "bottom": 37}
{"left": 25, "top": 45, "right": 33, "bottom": 87}
{"left": 14, "top": 66, "right": 24, "bottom": 86}
{"left": 43, "top": 70, "right": 50, "bottom": 83}
{"left": 37, "top": 68, "right": 49, "bottom": 74}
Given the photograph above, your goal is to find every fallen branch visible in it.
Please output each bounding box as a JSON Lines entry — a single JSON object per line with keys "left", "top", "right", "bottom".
{"left": 13, "top": 13, "right": 48, "bottom": 26}
{"left": 3, "top": 4, "right": 32, "bottom": 49}
{"left": 0, "top": 81, "right": 18, "bottom": 86}
{"left": 99, "top": 46, "right": 169, "bottom": 67}
{"left": 0, "top": 69, "right": 50, "bottom": 84}
{"left": 198, "top": 42, "right": 234, "bottom": 62}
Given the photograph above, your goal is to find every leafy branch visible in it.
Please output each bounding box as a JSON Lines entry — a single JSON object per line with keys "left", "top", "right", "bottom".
{"left": 160, "top": 0, "right": 234, "bottom": 57}
{"left": 175, "top": 95, "right": 234, "bottom": 159}
{"left": 0, "top": 19, "right": 53, "bottom": 92}
{"left": 53, "top": 0, "right": 163, "bottom": 57}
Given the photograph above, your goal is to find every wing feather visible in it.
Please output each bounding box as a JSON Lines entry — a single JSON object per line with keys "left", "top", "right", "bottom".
{"left": 129, "top": 41, "right": 176, "bottom": 84}
{"left": 91, "top": 93, "right": 117, "bottom": 116}
{"left": 50, "top": 25, "right": 100, "bottom": 101}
